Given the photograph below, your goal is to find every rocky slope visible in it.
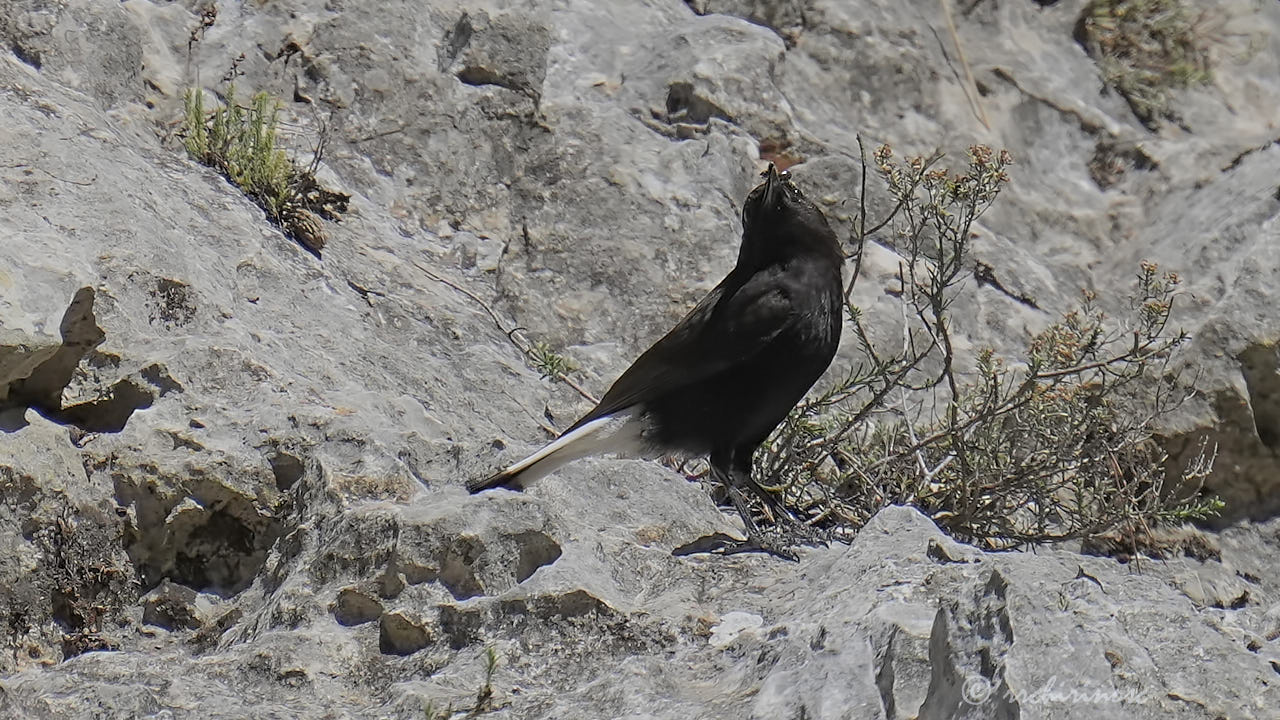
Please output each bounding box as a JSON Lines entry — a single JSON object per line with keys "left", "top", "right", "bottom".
{"left": 1, "top": 0, "right": 1279, "bottom": 718}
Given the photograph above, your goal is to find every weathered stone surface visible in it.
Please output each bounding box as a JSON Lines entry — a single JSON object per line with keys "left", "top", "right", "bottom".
{"left": 2, "top": 0, "right": 1280, "bottom": 717}
{"left": 140, "top": 579, "right": 220, "bottom": 631}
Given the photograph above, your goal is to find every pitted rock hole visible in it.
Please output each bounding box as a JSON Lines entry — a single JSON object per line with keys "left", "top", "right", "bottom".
{"left": 499, "top": 589, "right": 609, "bottom": 620}
{"left": 57, "top": 377, "right": 154, "bottom": 433}
{"left": 140, "top": 363, "right": 184, "bottom": 396}
{"left": 268, "top": 450, "right": 305, "bottom": 491}
{"left": 333, "top": 587, "right": 383, "bottom": 626}
{"left": 379, "top": 612, "right": 431, "bottom": 656}
{"left": 664, "top": 82, "right": 731, "bottom": 125}
{"left": 119, "top": 484, "right": 283, "bottom": 598}
{"left": 172, "top": 507, "right": 265, "bottom": 595}
{"left": 1, "top": 288, "right": 172, "bottom": 434}
{"left": 376, "top": 566, "right": 407, "bottom": 599}
{"left": 440, "top": 9, "right": 550, "bottom": 103}
{"left": 147, "top": 278, "right": 197, "bottom": 329}
{"left": 4, "top": 288, "right": 103, "bottom": 410}
{"left": 439, "top": 536, "right": 485, "bottom": 600}
{"left": 310, "top": 510, "right": 400, "bottom": 587}
{"left": 514, "top": 530, "right": 561, "bottom": 583}
{"left": 140, "top": 580, "right": 201, "bottom": 630}
{"left": 398, "top": 559, "right": 435, "bottom": 585}
{"left": 436, "top": 531, "right": 562, "bottom": 600}
{"left": 456, "top": 62, "right": 505, "bottom": 90}
{"left": 374, "top": 555, "right": 437, "bottom": 600}
{"left": 1240, "top": 343, "right": 1280, "bottom": 450}
{"left": 439, "top": 605, "right": 483, "bottom": 650}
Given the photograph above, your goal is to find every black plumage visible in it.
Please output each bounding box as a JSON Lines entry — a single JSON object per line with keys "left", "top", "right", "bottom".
{"left": 469, "top": 164, "right": 843, "bottom": 554}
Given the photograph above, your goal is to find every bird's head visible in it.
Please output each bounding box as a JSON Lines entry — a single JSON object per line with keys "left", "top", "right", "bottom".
{"left": 739, "top": 164, "right": 842, "bottom": 267}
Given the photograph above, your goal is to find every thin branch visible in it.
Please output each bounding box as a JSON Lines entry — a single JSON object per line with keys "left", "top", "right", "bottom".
{"left": 937, "top": 0, "right": 991, "bottom": 131}
{"left": 409, "top": 259, "right": 600, "bottom": 405}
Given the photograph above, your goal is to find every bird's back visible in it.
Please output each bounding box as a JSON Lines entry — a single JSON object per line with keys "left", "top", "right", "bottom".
{"left": 646, "top": 254, "right": 841, "bottom": 452}
{"left": 570, "top": 249, "right": 841, "bottom": 454}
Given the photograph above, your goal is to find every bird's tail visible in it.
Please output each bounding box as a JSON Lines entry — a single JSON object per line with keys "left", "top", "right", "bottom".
{"left": 467, "top": 409, "right": 648, "bottom": 493}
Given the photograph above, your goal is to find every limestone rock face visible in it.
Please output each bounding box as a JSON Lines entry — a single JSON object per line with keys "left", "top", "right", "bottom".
{"left": 2, "top": 0, "right": 1280, "bottom": 717}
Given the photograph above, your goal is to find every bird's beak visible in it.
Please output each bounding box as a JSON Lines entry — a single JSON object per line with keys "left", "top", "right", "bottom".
{"left": 762, "top": 163, "right": 782, "bottom": 206}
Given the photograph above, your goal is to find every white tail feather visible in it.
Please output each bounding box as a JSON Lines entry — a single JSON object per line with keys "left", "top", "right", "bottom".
{"left": 469, "top": 409, "right": 649, "bottom": 492}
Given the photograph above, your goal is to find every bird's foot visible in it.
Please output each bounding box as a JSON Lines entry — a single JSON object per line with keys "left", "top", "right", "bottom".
{"left": 715, "top": 532, "right": 801, "bottom": 562}
{"left": 671, "top": 531, "right": 799, "bottom": 562}
{"left": 765, "top": 510, "right": 830, "bottom": 549}
{"left": 730, "top": 482, "right": 829, "bottom": 550}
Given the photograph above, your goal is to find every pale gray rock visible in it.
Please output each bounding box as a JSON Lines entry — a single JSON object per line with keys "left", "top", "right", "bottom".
{"left": 140, "top": 580, "right": 221, "bottom": 631}
{"left": 2, "top": 0, "right": 1280, "bottom": 718}
{"left": 0, "top": 0, "right": 143, "bottom": 108}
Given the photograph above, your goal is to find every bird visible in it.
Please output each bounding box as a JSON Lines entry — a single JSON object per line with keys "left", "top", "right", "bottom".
{"left": 469, "top": 163, "right": 844, "bottom": 556}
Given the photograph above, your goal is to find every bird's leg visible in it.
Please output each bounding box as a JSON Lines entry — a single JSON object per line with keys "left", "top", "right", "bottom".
{"left": 666, "top": 455, "right": 709, "bottom": 481}
{"left": 718, "top": 475, "right": 760, "bottom": 537}
{"left": 742, "top": 473, "right": 830, "bottom": 547}
{"left": 718, "top": 483, "right": 799, "bottom": 561}
{"left": 741, "top": 473, "right": 796, "bottom": 526}
{"left": 672, "top": 451, "right": 811, "bottom": 561}
{"left": 730, "top": 443, "right": 829, "bottom": 549}
{"left": 689, "top": 450, "right": 797, "bottom": 561}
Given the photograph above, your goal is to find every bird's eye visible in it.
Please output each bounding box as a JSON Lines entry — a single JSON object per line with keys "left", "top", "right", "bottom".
{"left": 779, "top": 169, "right": 792, "bottom": 182}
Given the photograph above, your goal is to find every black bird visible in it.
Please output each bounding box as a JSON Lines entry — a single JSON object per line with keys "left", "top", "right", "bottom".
{"left": 469, "top": 164, "right": 843, "bottom": 555}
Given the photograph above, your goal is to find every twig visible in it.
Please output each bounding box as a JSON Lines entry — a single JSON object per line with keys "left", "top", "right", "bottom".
{"left": 940, "top": 0, "right": 990, "bottom": 129}
{"left": 3, "top": 163, "right": 96, "bottom": 186}
{"left": 350, "top": 124, "right": 408, "bottom": 143}
{"left": 409, "top": 259, "right": 599, "bottom": 405}
{"left": 846, "top": 134, "right": 871, "bottom": 303}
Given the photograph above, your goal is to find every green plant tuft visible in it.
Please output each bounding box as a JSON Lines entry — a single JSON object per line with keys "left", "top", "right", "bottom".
{"left": 529, "top": 341, "right": 577, "bottom": 380}
{"left": 181, "top": 84, "right": 348, "bottom": 256}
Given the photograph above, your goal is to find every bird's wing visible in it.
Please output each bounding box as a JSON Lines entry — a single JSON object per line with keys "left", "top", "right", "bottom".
{"left": 566, "top": 267, "right": 797, "bottom": 432}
